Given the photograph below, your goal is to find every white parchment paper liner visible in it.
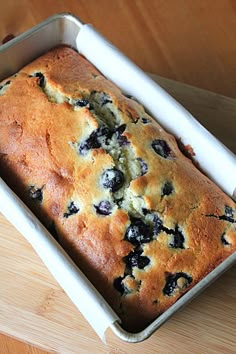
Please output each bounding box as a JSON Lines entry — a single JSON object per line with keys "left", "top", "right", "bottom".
{"left": 0, "top": 178, "right": 120, "bottom": 341}
{"left": 76, "top": 24, "right": 236, "bottom": 199}
{"left": 0, "top": 18, "right": 235, "bottom": 342}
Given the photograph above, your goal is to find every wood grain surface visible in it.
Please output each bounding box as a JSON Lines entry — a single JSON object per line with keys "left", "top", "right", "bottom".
{"left": 0, "top": 1, "right": 236, "bottom": 353}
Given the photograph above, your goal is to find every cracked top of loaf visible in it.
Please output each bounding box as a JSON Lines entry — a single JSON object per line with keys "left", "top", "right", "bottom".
{"left": 0, "top": 46, "right": 235, "bottom": 332}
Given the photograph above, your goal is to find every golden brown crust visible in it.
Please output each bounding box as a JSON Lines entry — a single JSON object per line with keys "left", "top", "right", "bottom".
{"left": 0, "top": 46, "right": 235, "bottom": 332}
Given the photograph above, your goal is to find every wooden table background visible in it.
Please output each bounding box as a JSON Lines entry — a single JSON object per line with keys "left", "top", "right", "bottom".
{"left": 0, "top": 1, "right": 236, "bottom": 353}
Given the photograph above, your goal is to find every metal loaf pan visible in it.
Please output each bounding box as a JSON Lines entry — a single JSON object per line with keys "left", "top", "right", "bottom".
{"left": 0, "top": 13, "right": 235, "bottom": 343}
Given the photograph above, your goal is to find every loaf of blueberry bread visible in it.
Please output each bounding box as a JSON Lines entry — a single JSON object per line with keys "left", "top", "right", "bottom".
{"left": 0, "top": 46, "right": 235, "bottom": 332}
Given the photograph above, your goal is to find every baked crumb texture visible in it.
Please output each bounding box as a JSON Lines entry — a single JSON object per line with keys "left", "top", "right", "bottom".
{"left": 0, "top": 47, "right": 235, "bottom": 332}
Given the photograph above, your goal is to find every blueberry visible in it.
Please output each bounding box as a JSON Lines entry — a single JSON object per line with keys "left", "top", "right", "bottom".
{"left": 114, "top": 124, "right": 129, "bottom": 147}
{"left": 100, "top": 93, "right": 112, "bottom": 106}
{"left": 113, "top": 276, "right": 125, "bottom": 295}
{"left": 29, "top": 186, "right": 43, "bottom": 202}
{"left": 151, "top": 139, "right": 172, "bottom": 158}
{"left": 64, "top": 201, "right": 79, "bottom": 218}
{"left": 169, "top": 227, "right": 185, "bottom": 249}
{"left": 117, "top": 135, "right": 129, "bottom": 147}
{"left": 78, "top": 130, "right": 101, "bottom": 155}
{"left": 125, "top": 218, "right": 153, "bottom": 245}
{"left": 162, "top": 224, "right": 185, "bottom": 249}
{"left": 137, "top": 158, "right": 148, "bottom": 176}
{"left": 142, "top": 209, "right": 150, "bottom": 217}
{"left": 162, "top": 181, "right": 173, "bottom": 196}
{"left": 163, "top": 272, "right": 192, "bottom": 296}
{"left": 33, "top": 72, "right": 45, "bottom": 87}
{"left": 153, "top": 215, "right": 163, "bottom": 235}
{"left": 142, "top": 208, "right": 149, "bottom": 215}
{"left": 141, "top": 117, "right": 151, "bottom": 124}
{"left": 74, "top": 99, "right": 89, "bottom": 107}
{"left": 219, "top": 215, "right": 235, "bottom": 223}
{"left": 96, "top": 126, "right": 113, "bottom": 141}
{"left": 221, "top": 233, "right": 230, "bottom": 246}
{"left": 115, "top": 124, "right": 126, "bottom": 135}
{"left": 114, "top": 275, "right": 141, "bottom": 295}
{"left": 225, "top": 206, "right": 233, "bottom": 217}
{"left": 220, "top": 206, "right": 235, "bottom": 222}
{"left": 206, "top": 208, "right": 235, "bottom": 224}
{"left": 142, "top": 210, "right": 163, "bottom": 235}
{"left": 101, "top": 168, "right": 124, "bottom": 192}
{"left": 78, "top": 126, "right": 112, "bottom": 155}
{"left": 124, "top": 250, "right": 150, "bottom": 269}
{"left": 94, "top": 200, "right": 112, "bottom": 215}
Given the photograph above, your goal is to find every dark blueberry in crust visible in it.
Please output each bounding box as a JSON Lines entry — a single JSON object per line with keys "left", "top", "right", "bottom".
{"left": 113, "top": 276, "right": 125, "bottom": 295}
{"left": 114, "top": 124, "right": 129, "bottom": 147}
{"left": 114, "top": 275, "right": 140, "bottom": 295}
{"left": 225, "top": 206, "right": 233, "bottom": 218}
{"left": 74, "top": 99, "right": 90, "bottom": 107}
{"left": 151, "top": 139, "right": 173, "bottom": 159}
{"left": 162, "top": 181, "right": 173, "bottom": 196}
{"left": 29, "top": 186, "right": 43, "bottom": 202}
{"left": 96, "top": 126, "right": 113, "bottom": 141}
{"left": 142, "top": 208, "right": 149, "bottom": 215}
{"left": 64, "top": 201, "right": 80, "bottom": 218}
{"left": 78, "top": 126, "right": 112, "bottom": 155}
{"left": 137, "top": 158, "right": 148, "bottom": 176}
{"left": 141, "top": 117, "right": 151, "bottom": 124}
{"left": 219, "top": 215, "right": 235, "bottom": 223}
{"left": 169, "top": 227, "right": 185, "bottom": 249}
{"left": 100, "top": 93, "right": 112, "bottom": 106}
{"left": 124, "top": 250, "right": 150, "bottom": 269}
{"left": 219, "top": 206, "right": 235, "bottom": 223}
{"left": 125, "top": 218, "right": 153, "bottom": 245}
{"left": 117, "top": 135, "right": 129, "bottom": 147}
{"left": 101, "top": 168, "right": 124, "bottom": 192}
{"left": 94, "top": 200, "right": 112, "bottom": 216}
{"left": 206, "top": 207, "right": 235, "bottom": 224}
{"left": 78, "top": 130, "right": 101, "bottom": 155}
{"left": 163, "top": 272, "right": 192, "bottom": 296}
{"left": 221, "top": 233, "right": 230, "bottom": 246}
{"left": 115, "top": 124, "right": 126, "bottom": 135}
{"left": 141, "top": 210, "right": 163, "bottom": 235}
{"left": 153, "top": 215, "right": 163, "bottom": 235}
{"left": 33, "top": 72, "right": 45, "bottom": 87}
{"left": 162, "top": 225, "right": 185, "bottom": 249}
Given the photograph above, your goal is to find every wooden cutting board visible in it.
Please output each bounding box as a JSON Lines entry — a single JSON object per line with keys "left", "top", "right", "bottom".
{"left": 0, "top": 75, "right": 235, "bottom": 354}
